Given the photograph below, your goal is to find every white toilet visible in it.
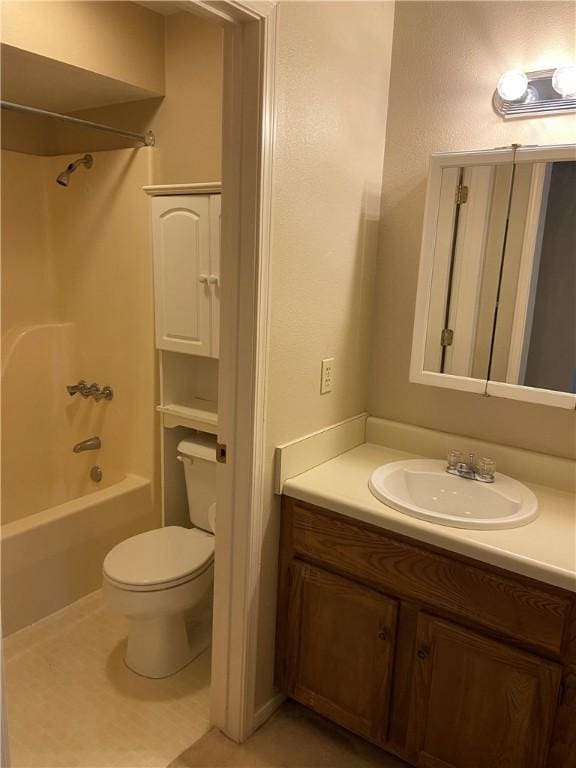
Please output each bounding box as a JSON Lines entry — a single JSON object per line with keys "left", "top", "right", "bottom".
{"left": 103, "top": 434, "right": 216, "bottom": 678}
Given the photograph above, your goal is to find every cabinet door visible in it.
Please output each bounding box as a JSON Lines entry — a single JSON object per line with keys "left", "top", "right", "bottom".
{"left": 407, "top": 614, "right": 562, "bottom": 768}
{"left": 208, "top": 194, "right": 221, "bottom": 358}
{"left": 152, "top": 195, "right": 211, "bottom": 355}
{"left": 286, "top": 561, "right": 397, "bottom": 744}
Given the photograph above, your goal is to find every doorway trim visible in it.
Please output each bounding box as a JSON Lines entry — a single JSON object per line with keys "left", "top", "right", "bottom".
{"left": 184, "top": 0, "right": 278, "bottom": 743}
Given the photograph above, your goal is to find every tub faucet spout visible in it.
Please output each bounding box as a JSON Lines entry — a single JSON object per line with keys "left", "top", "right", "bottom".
{"left": 73, "top": 436, "right": 101, "bottom": 453}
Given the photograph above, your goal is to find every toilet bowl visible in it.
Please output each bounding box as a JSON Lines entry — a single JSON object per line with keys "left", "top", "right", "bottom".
{"left": 103, "top": 434, "right": 217, "bottom": 678}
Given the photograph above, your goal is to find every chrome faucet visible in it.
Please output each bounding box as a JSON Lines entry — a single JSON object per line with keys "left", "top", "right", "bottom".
{"left": 66, "top": 381, "right": 113, "bottom": 401}
{"left": 92, "top": 386, "right": 113, "bottom": 402}
{"left": 447, "top": 452, "right": 476, "bottom": 480}
{"left": 67, "top": 380, "right": 88, "bottom": 396}
{"left": 446, "top": 450, "right": 496, "bottom": 483}
{"left": 73, "top": 436, "right": 101, "bottom": 453}
{"left": 82, "top": 383, "right": 100, "bottom": 399}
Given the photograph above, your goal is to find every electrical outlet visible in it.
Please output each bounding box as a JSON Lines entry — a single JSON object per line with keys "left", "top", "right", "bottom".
{"left": 321, "top": 358, "right": 335, "bottom": 394}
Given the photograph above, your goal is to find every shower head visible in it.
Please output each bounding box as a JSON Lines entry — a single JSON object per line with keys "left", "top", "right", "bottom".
{"left": 56, "top": 154, "right": 93, "bottom": 187}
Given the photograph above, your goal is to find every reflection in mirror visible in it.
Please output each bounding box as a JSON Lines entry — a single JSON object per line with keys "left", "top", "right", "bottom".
{"left": 424, "top": 162, "right": 513, "bottom": 379}
{"left": 489, "top": 160, "right": 576, "bottom": 394}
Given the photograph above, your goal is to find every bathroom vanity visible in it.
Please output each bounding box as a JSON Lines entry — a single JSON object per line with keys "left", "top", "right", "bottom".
{"left": 275, "top": 444, "right": 576, "bottom": 768}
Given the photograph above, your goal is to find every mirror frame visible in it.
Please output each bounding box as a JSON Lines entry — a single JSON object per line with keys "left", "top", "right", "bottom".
{"left": 410, "top": 143, "right": 576, "bottom": 410}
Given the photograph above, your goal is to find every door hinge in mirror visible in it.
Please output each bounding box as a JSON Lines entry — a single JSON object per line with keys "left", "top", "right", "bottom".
{"left": 216, "top": 442, "right": 227, "bottom": 464}
{"left": 455, "top": 184, "right": 469, "bottom": 205}
{"left": 441, "top": 328, "right": 454, "bottom": 347}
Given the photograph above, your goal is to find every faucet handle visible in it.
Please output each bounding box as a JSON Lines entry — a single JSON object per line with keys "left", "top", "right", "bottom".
{"left": 447, "top": 449, "right": 464, "bottom": 470}
{"left": 66, "top": 379, "right": 88, "bottom": 396}
{"left": 82, "top": 383, "right": 100, "bottom": 398}
{"left": 475, "top": 456, "right": 496, "bottom": 483}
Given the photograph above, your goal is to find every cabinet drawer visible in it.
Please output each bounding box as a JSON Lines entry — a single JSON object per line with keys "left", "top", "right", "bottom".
{"left": 288, "top": 500, "right": 570, "bottom": 655}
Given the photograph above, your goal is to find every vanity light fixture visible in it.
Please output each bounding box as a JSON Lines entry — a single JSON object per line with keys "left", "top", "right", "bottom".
{"left": 552, "top": 65, "right": 576, "bottom": 97}
{"left": 497, "top": 70, "right": 529, "bottom": 102}
{"left": 493, "top": 65, "right": 576, "bottom": 118}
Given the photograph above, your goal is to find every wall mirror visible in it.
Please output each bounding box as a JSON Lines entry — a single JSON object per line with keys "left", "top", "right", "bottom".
{"left": 411, "top": 144, "right": 576, "bottom": 410}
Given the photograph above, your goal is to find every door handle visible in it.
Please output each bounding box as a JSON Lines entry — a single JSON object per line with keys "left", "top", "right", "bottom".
{"left": 199, "top": 274, "right": 209, "bottom": 284}
{"left": 208, "top": 274, "right": 220, "bottom": 286}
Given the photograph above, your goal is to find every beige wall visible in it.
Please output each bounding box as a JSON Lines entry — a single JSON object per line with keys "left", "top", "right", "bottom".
{"left": 153, "top": 12, "right": 223, "bottom": 184}
{"left": 369, "top": 0, "right": 576, "bottom": 460}
{"left": 1, "top": 148, "right": 159, "bottom": 523}
{"left": 256, "top": 0, "right": 396, "bottom": 708}
{"left": 1, "top": 1, "right": 165, "bottom": 94}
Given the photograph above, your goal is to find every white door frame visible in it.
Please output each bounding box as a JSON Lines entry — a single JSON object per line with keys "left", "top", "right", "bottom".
{"left": 183, "top": 0, "right": 278, "bottom": 743}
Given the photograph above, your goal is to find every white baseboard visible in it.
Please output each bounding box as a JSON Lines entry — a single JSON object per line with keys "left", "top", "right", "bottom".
{"left": 274, "top": 413, "right": 367, "bottom": 494}
{"left": 252, "top": 692, "right": 286, "bottom": 732}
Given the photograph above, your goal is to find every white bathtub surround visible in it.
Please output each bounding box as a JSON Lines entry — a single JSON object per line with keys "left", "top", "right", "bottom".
{"left": 1, "top": 475, "right": 155, "bottom": 636}
{"left": 283, "top": 442, "right": 576, "bottom": 592}
{"left": 1, "top": 322, "right": 76, "bottom": 520}
{"left": 3, "top": 590, "right": 211, "bottom": 768}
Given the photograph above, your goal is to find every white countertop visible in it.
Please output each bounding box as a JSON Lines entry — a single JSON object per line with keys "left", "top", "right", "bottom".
{"left": 283, "top": 443, "right": 576, "bottom": 593}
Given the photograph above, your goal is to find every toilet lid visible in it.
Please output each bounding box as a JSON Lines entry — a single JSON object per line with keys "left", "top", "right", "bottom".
{"left": 103, "top": 526, "right": 214, "bottom": 588}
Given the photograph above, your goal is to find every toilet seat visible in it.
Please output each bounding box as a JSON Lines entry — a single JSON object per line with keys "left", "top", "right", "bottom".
{"left": 103, "top": 526, "right": 214, "bottom": 592}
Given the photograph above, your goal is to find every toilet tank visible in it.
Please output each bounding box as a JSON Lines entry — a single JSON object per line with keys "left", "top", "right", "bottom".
{"left": 177, "top": 434, "right": 217, "bottom": 533}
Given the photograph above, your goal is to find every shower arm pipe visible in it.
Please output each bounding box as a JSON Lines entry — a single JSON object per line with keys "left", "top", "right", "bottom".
{"left": 0, "top": 100, "right": 155, "bottom": 147}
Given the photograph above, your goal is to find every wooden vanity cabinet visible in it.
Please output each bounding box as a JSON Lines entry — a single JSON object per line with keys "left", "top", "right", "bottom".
{"left": 408, "top": 614, "right": 561, "bottom": 768}
{"left": 285, "top": 561, "right": 397, "bottom": 744}
{"left": 276, "top": 496, "right": 576, "bottom": 768}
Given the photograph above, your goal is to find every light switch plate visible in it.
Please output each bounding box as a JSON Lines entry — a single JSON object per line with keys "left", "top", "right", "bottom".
{"left": 321, "top": 358, "right": 335, "bottom": 394}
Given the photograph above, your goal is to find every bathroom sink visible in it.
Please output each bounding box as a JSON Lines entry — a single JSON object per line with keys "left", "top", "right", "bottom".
{"left": 368, "top": 459, "right": 538, "bottom": 530}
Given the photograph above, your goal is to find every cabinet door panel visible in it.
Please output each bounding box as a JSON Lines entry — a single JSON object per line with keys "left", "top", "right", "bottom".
{"left": 152, "top": 195, "right": 211, "bottom": 355}
{"left": 408, "top": 614, "right": 561, "bottom": 768}
{"left": 209, "top": 194, "right": 221, "bottom": 358}
{"left": 287, "top": 562, "right": 397, "bottom": 744}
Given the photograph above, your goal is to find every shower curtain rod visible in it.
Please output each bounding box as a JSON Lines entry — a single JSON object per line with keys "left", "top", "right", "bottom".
{"left": 0, "top": 100, "right": 155, "bottom": 147}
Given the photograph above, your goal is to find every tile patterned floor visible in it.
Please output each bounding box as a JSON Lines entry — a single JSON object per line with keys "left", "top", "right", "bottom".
{"left": 170, "top": 701, "right": 409, "bottom": 768}
{"left": 4, "top": 590, "right": 212, "bottom": 768}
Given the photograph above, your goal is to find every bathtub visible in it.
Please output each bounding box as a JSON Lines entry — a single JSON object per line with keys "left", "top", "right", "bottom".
{"left": 1, "top": 474, "right": 156, "bottom": 636}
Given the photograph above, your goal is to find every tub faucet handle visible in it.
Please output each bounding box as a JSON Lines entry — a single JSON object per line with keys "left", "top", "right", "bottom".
{"left": 82, "top": 383, "right": 100, "bottom": 398}
{"left": 67, "top": 380, "right": 88, "bottom": 397}
{"left": 92, "top": 385, "right": 114, "bottom": 402}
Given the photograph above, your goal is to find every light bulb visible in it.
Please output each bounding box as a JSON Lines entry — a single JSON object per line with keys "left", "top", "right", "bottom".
{"left": 552, "top": 65, "right": 576, "bottom": 97}
{"left": 497, "top": 70, "right": 528, "bottom": 102}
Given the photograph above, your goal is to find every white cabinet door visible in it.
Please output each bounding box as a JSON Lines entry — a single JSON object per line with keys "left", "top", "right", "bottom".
{"left": 152, "top": 195, "right": 211, "bottom": 356}
{"left": 209, "top": 194, "right": 221, "bottom": 358}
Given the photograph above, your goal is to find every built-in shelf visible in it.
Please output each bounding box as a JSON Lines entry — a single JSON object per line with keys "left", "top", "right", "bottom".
{"left": 1, "top": 44, "right": 163, "bottom": 115}
{"left": 157, "top": 400, "right": 218, "bottom": 433}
